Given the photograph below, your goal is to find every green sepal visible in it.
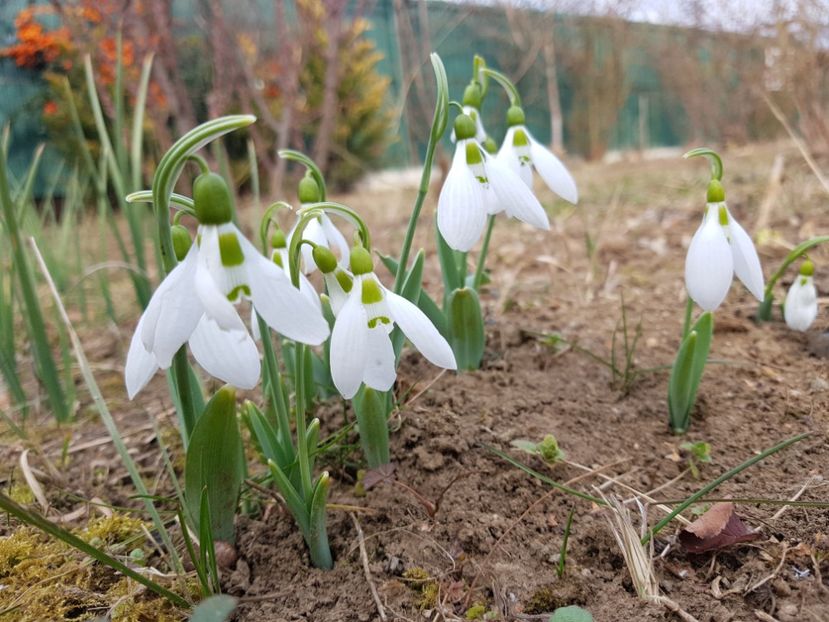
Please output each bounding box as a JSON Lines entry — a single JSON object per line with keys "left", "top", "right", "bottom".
{"left": 447, "top": 287, "right": 485, "bottom": 370}
{"left": 354, "top": 386, "right": 392, "bottom": 468}
{"left": 184, "top": 386, "right": 244, "bottom": 543}
{"left": 667, "top": 312, "right": 713, "bottom": 434}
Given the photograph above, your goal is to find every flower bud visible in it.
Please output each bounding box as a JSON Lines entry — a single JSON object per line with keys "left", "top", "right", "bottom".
{"left": 271, "top": 228, "right": 287, "bottom": 249}
{"left": 462, "top": 82, "right": 482, "bottom": 109}
{"left": 171, "top": 224, "right": 192, "bottom": 261}
{"left": 298, "top": 173, "right": 321, "bottom": 204}
{"left": 313, "top": 245, "right": 338, "bottom": 274}
{"left": 453, "top": 114, "right": 477, "bottom": 141}
{"left": 193, "top": 172, "right": 234, "bottom": 225}
{"left": 506, "top": 105, "right": 525, "bottom": 127}
{"left": 349, "top": 245, "right": 373, "bottom": 275}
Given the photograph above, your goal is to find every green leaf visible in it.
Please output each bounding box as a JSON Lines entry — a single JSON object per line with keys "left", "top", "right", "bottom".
{"left": 400, "top": 249, "right": 425, "bottom": 303}
{"left": 353, "top": 386, "right": 391, "bottom": 468}
{"left": 447, "top": 287, "right": 485, "bottom": 370}
{"left": 185, "top": 386, "right": 244, "bottom": 543}
{"left": 436, "top": 225, "right": 460, "bottom": 296}
{"left": 668, "top": 312, "right": 713, "bottom": 434}
{"left": 550, "top": 606, "right": 593, "bottom": 622}
{"left": 417, "top": 288, "right": 448, "bottom": 339}
{"left": 189, "top": 595, "right": 237, "bottom": 622}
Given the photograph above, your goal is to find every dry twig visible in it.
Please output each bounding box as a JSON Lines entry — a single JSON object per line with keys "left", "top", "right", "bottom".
{"left": 350, "top": 513, "right": 387, "bottom": 622}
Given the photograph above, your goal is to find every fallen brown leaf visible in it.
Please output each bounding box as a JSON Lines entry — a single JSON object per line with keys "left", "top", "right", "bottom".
{"left": 678, "top": 502, "right": 761, "bottom": 553}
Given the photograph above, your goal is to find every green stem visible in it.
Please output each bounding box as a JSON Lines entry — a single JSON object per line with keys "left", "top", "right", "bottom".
{"left": 479, "top": 67, "right": 522, "bottom": 107}
{"left": 641, "top": 432, "right": 810, "bottom": 545}
{"left": 681, "top": 296, "right": 694, "bottom": 340}
{"left": 173, "top": 350, "right": 196, "bottom": 441}
{"left": 258, "top": 315, "right": 294, "bottom": 462}
{"left": 294, "top": 343, "right": 313, "bottom": 497}
{"left": 393, "top": 53, "right": 448, "bottom": 294}
{"left": 473, "top": 215, "right": 496, "bottom": 291}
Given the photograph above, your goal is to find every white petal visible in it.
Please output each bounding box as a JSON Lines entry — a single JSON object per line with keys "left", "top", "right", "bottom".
{"left": 141, "top": 244, "right": 198, "bottom": 352}
{"left": 125, "top": 314, "right": 160, "bottom": 399}
{"left": 784, "top": 277, "right": 818, "bottom": 331}
{"left": 330, "top": 289, "right": 369, "bottom": 398}
{"left": 299, "top": 271, "right": 322, "bottom": 310}
{"left": 146, "top": 248, "right": 204, "bottom": 368}
{"left": 320, "top": 215, "right": 351, "bottom": 268}
{"left": 684, "top": 210, "right": 734, "bottom": 312}
{"left": 362, "top": 327, "right": 396, "bottom": 392}
{"left": 496, "top": 127, "right": 533, "bottom": 188}
{"left": 385, "top": 290, "right": 456, "bottom": 370}
{"left": 194, "top": 259, "right": 246, "bottom": 333}
{"left": 189, "top": 315, "right": 260, "bottom": 389}
{"left": 437, "top": 142, "right": 487, "bottom": 252}
{"left": 726, "top": 209, "right": 764, "bottom": 301}
{"left": 528, "top": 132, "right": 578, "bottom": 204}
{"left": 486, "top": 155, "right": 550, "bottom": 230}
{"left": 245, "top": 250, "right": 330, "bottom": 345}
{"left": 324, "top": 272, "right": 350, "bottom": 316}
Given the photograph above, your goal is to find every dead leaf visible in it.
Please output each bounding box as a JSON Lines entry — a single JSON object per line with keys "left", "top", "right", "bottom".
{"left": 678, "top": 502, "right": 761, "bottom": 553}
{"left": 363, "top": 462, "right": 396, "bottom": 490}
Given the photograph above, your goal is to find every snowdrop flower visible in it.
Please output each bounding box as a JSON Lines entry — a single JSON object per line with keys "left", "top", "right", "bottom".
{"left": 684, "top": 181, "right": 764, "bottom": 312}
{"left": 288, "top": 174, "right": 349, "bottom": 274}
{"left": 313, "top": 245, "right": 354, "bottom": 316}
{"left": 784, "top": 260, "right": 818, "bottom": 331}
{"left": 496, "top": 106, "right": 578, "bottom": 205}
{"left": 329, "top": 246, "right": 456, "bottom": 399}
{"left": 125, "top": 172, "right": 329, "bottom": 398}
{"left": 438, "top": 113, "right": 550, "bottom": 252}
{"left": 450, "top": 82, "right": 487, "bottom": 143}
{"left": 269, "top": 229, "right": 321, "bottom": 310}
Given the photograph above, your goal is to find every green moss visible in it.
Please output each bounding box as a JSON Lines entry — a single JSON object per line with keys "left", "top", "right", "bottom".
{"left": 465, "top": 603, "right": 487, "bottom": 619}
{"left": 403, "top": 567, "right": 438, "bottom": 609}
{"left": 525, "top": 586, "right": 559, "bottom": 614}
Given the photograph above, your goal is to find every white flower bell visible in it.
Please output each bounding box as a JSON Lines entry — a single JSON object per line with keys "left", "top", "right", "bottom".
{"left": 684, "top": 180, "right": 764, "bottom": 312}
{"left": 125, "top": 172, "right": 329, "bottom": 398}
{"left": 438, "top": 113, "right": 550, "bottom": 252}
{"left": 784, "top": 260, "right": 818, "bottom": 331}
{"left": 329, "top": 246, "right": 456, "bottom": 399}
{"left": 288, "top": 175, "right": 349, "bottom": 275}
{"left": 496, "top": 105, "right": 578, "bottom": 205}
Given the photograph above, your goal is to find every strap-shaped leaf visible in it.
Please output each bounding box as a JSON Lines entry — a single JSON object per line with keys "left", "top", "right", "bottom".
{"left": 447, "top": 287, "right": 485, "bottom": 370}
{"left": 668, "top": 312, "right": 713, "bottom": 433}
{"left": 185, "top": 387, "right": 245, "bottom": 543}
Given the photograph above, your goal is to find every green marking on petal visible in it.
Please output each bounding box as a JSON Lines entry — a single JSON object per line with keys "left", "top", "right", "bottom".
{"left": 271, "top": 252, "right": 283, "bottom": 268}
{"left": 227, "top": 284, "right": 251, "bottom": 301}
{"left": 219, "top": 231, "right": 245, "bottom": 267}
{"left": 465, "top": 141, "right": 483, "bottom": 165}
{"left": 335, "top": 269, "right": 353, "bottom": 293}
{"left": 368, "top": 316, "right": 391, "bottom": 329}
{"left": 718, "top": 204, "right": 729, "bottom": 227}
{"left": 513, "top": 128, "right": 529, "bottom": 147}
{"left": 800, "top": 276, "right": 809, "bottom": 286}
{"left": 361, "top": 278, "right": 383, "bottom": 305}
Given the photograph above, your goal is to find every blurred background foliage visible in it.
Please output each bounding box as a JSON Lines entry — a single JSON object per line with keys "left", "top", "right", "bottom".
{"left": 1, "top": 0, "right": 828, "bottom": 194}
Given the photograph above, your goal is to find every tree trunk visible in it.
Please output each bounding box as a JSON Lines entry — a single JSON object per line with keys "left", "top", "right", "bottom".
{"left": 312, "top": 0, "right": 347, "bottom": 174}
{"left": 543, "top": 33, "right": 564, "bottom": 154}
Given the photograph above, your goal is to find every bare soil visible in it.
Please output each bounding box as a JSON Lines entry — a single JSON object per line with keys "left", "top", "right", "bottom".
{"left": 3, "top": 143, "right": 829, "bottom": 621}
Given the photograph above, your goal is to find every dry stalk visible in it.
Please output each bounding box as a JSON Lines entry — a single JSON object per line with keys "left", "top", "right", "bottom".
{"left": 595, "top": 489, "right": 700, "bottom": 622}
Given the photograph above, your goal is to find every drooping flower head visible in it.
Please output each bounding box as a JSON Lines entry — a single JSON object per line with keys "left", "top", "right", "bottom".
{"left": 496, "top": 105, "right": 578, "bottom": 205}
{"left": 684, "top": 175, "right": 764, "bottom": 312}
{"left": 784, "top": 259, "right": 818, "bottom": 332}
{"left": 329, "top": 245, "right": 456, "bottom": 399}
{"left": 313, "top": 244, "right": 354, "bottom": 316}
{"left": 125, "top": 172, "right": 329, "bottom": 398}
{"left": 438, "top": 113, "right": 550, "bottom": 252}
{"left": 288, "top": 173, "right": 350, "bottom": 274}
{"left": 451, "top": 80, "right": 487, "bottom": 143}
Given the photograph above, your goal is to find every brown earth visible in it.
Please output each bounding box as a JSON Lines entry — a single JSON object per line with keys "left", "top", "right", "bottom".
{"left": 2, "top": 143, "right": 829, "bottom": 621}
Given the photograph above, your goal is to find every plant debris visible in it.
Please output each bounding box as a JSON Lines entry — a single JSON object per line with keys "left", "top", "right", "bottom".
{"left": 678, "top": 502, "right": 761, "bottom": 553}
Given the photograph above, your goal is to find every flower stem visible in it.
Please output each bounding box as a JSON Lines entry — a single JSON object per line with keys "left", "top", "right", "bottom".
{"left": 294, "top": 343, "right": 313, "bottom": 497}
{"left": 473, "top": 215, "right": 496, "bottom": 291}
{"left": 393, "top": 53, "right": 448, "bottom": 294}
{"left": 681, "top": 296, "right": 694, "bottom": 340}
